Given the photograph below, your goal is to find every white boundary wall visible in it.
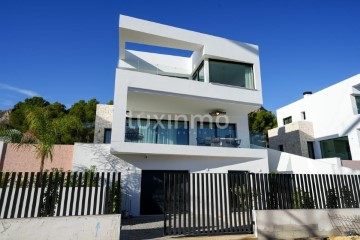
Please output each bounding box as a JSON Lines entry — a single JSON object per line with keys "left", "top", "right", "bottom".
{"left": 0, "top": 214, "right": 121, "bottom": 240}
{"left": 72, "top": 143, "right": 268, "bottom": 216}
{"left": 268, "top": 148, "right": 360, "bottom": 174}
{"left": 255, "top": 209, "right": 360, "bottom": 239}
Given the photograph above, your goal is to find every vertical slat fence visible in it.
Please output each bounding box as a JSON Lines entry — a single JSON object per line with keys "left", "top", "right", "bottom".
{"left": 164, "top": 172, "right": 253, "bottom": 235}
{"left": 0, "top": 171, "right": 121, "bottom": 219}
{"left": 165, "top": 172, "right": 360, "bottom": 236}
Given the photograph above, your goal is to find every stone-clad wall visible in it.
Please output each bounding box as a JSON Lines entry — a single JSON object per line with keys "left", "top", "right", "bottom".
{"left": 268, "top": 121, "right": 314, "bottom": 158}
{"left": 94, "top": 104, "right": 113, "bottom": 143}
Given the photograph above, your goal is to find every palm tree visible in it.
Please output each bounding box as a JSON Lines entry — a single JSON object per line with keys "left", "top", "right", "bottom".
{"left": 1, "top": 108, "right": 60, "bottom": 172}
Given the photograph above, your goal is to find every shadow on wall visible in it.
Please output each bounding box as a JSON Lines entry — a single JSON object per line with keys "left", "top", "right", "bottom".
{"left": 121, "top": 170, "right": 141, "bottom": 215}
{"left": 227, "top": 40, "right": 259, "bottom": 56}
{"left": 73, "top": 144, "right": 132, "bottom": 172}
{"left": 72, "top": 143, "right": 140, "bottom": 215}
{"left": 256, "top": 209, "right": 344, "bottom": 239}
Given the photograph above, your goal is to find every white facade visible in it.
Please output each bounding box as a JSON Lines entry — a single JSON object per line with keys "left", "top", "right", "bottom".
{"left": 106, "top": 15, "right": 269, "bottom": 215}
{"left": 269, "top": 74, "right": 360, "bottom": 160}
{"left": 111, "top": 15, "right": 266, "bottom": 161}
{"left": 73, "top": 16, "right": 360, "bottom": 216}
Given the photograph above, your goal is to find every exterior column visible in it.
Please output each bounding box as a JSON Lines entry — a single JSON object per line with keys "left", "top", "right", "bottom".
{"left": 204, "top": 58, "right": 210, "bottom": 83}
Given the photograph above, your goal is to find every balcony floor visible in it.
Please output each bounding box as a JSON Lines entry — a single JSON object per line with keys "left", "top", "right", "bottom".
{"left": 111, "top": 142, "right": 267, "bottom": 159}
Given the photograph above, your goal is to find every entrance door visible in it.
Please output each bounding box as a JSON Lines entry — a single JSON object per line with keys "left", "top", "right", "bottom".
{"left": 140, "top": 170, "right": 188, "bottom": 215}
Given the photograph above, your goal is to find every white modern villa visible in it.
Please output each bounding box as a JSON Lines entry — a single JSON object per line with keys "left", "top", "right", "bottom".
{"left": 269, "top": 74, "right": 360, "bottom": 161}
{"left": 107, "top": 15, "right": 268, "bottom": 215}
{"left": 74, "top": 16, "right": 360, "bottom": 216}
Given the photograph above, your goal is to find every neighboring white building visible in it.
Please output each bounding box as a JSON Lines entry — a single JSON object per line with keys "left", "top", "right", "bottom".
{"left": 269, "top": 74, "right": 360, "bottom": 161}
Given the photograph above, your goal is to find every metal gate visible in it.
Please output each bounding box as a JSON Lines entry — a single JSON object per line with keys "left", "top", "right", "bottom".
{"left": 164, "top": 172, "right": 253, "bottom": 235}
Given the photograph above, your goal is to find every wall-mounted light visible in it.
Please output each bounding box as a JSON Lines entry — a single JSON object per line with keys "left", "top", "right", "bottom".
{"left": 209, "top": 110, "right": 226, "bottom": 116}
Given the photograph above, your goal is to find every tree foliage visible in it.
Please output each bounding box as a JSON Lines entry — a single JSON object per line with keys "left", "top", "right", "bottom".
{"left": 1, "top": 107, "right": 59, "bottom": 172}
{"left": 248, "top": 107, "right": 277, "bottom": 133}
{"left": 9, "top": 97, "right": 50, "bottom": 132}
{"left": 4, "top": 96, "right": 104, "bottom": 144}
{"left": 248, "top": 107, "right": 277, "bottom": 147}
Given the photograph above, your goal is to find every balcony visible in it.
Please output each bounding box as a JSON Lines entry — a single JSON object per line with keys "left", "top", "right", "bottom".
{"left": 125, "top": 128, "right": 241, "bottom": 148}
{"left": 119, "top": 58, "right": 191, "bottom": 80}
{"left": 123, "top": 119, "right": 264, "bottom": 149}
{"left": 119, "top": 57, "right": 256, "bottom": 90}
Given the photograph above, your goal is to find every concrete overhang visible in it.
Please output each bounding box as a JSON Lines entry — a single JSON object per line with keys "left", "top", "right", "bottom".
{"left": 111, "top": 142, "right": 267, "bottom": 159}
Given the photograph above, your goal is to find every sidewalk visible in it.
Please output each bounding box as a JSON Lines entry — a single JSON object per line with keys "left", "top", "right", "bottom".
{"left": 120, "top": 216, "right": 256, "bottom": 240}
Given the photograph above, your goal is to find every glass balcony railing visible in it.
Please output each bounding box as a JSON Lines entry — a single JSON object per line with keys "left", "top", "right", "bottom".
{"left": 249, "top": 132, "right": 267, "bottom": 148}
{"left": 124, "top": 119, "right": 267, "bottom": 149}
{"left": 119, "top": 59, "right": 190, "bottom": 79}
{"left": 125, "top": 128, "right": 242, "bottom": 148}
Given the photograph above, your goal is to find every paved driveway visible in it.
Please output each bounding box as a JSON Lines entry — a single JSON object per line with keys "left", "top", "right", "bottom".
{"left": 120, "top": 215, "right": 256, "bottom": 240}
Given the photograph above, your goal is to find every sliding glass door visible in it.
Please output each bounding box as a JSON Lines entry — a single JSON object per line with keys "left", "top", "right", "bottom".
{"left": 125, "top": 119, "right": 189, "bottom": 145}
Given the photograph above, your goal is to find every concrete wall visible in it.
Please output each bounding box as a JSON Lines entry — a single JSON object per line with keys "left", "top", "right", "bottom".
{"left": 119, "top": 15, "right": 262, "bottom": 92}
{"left": 0, "top": 214, "right": 120, "bottom": 240}
{"left": 72, "top": 143, "right": 137, "bottom": 215}
{"left": 72, "top": 143, "right": 268, "bottom": 216}
{"left": 94, "top": 104, "right": 114, "bottom": 143}
{"left": 113, "top": 15, "right": 263, "bottom": 158}
{"left": 268, "top": 148, "right": 360, "bottom": 174}
{"left": 0, "top": 142, "right": 73, "bottom": 172}
{"left": 275, "top": 74, "right": 360, "bottom": 160}
{"left": 255, "top": 209, "right": 360, "bottom": 239}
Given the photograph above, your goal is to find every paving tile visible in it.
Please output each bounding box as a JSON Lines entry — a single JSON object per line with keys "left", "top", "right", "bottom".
{"left": 120, "top": 216, "right": 256, "bottom": 240}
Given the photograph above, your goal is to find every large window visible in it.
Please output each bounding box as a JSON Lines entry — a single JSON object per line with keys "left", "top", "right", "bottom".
{"left": 125, "top": 119, "right": 189, "bottom": 145}
{"left": 355, "top": 96, "right": 360, "bottom": 114}
{"left": 192, "top": 62, "right": 204, "bottom": 82}
{"left": 209, "top": 59, "right": 254, "bottom": 89}
{"left": 197, "top": 123, "right": 236, "bottom": 139}
{"left": 196, "top": 123, "right": 238, "bottom": 147}
{"left": 320, "top": 136, "right": 352, "bottom": 160}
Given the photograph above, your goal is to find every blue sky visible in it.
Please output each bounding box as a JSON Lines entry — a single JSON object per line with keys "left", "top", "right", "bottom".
{"left": 0, "top": 0, "right": 359, "bottom": 112}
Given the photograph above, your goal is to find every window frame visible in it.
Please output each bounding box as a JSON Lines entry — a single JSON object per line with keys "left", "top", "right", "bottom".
{"left": 307, "top": 141, "right": 315, "bottom": 159}
{"left": 196, "top": 122, "right": 237, "bottom": 138}
{"left": 208, "top": 59, "right": 255, "bottom": 89}
{"left": 191, "top": 61, "right": 204, "bottom": 82}
{"left": 301, "top": 111, "right": 306, "bottom": 120}
{"left": 355, "top": 96, "right": 360, "bottom": 114}
{"left": 103, "top": 128, "right": 112, "bottom": 144}
{"left": 278, "top": 145, "right": 284, "bottom": 152}
{"left": 125, "top": 118, "right": 190, "bottom": 145}
{"left": 283, "top": 116, "right": 292, "bottom": 125}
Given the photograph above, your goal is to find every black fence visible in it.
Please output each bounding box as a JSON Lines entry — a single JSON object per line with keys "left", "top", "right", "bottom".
{"left": 252, "top": 173, "right": 360, "bottom": 210}
{"left": 0, "top": 171, "right": 121, "bottom": 219}
{"left": 164, "top": 172, "right": 253, "bottom": 235}
{"left": 164, "top": 172, "right": 360, "bottom": 236}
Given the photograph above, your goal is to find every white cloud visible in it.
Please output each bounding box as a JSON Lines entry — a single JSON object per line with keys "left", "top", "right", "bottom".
{"left": 0, "top": 83, "right": 39, "bottom": 97}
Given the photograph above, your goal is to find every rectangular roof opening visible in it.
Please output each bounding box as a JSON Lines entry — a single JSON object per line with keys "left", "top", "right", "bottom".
{"left": 126, "top": 42, "right": 193, "bottom": 57}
